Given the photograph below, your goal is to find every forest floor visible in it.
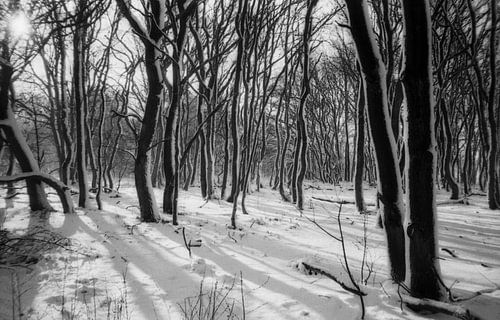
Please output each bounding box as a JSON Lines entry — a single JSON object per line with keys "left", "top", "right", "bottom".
{"left": 0, "top": 180, "right": 499, "bottom": 320}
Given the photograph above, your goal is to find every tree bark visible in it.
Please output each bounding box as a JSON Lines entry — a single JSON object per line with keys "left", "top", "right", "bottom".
{"left": 439, "top": 100, "right": 460, "bottom": 199}
{"left": 73, "top": 7, "right": 90, "bottom": 208}
{"left": 0, "top": 65, "right": 54, "bottom": 212}
{"left": 226, "top": 0, "right": 246, "bottom": 207}
{"left": 486, "top": 0, "right": 499, "bottom": 209}
{"left": 163, "top": 1, "right": 197, "bottom": 225}
{"left": 228, "top": 0, "right": 247, "bottom": 228}
{"left": 295, "top": 0, "right": 317, "bottom": 210}
{"left": 354, "top": 76, "right": 366, "bottom": 213}
{"left": 0, "top": 173, "right": 74, "bottom": 214}
{"left": 401, "top": 0, "right": 442, "bottom": 299}
{"left": 116, "top": 0, "right": 166, "bottom": 222}
{"left": 344, "top": 0, "right": 406, "bottom": 283}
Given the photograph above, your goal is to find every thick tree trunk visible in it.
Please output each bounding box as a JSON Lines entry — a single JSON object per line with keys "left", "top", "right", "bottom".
{"left": 401, "top": 0, "right": 442, "bottom": 299}
{"left": 163, "top": 59, "right": 181, "bottom": 222}
{"left": 345, "top": 0, "right": 406, "bottom": 283}
{"left": 0, "top": 173, "right": 74, "bottom": 213}
{"left": 133, "top": 41, "right": 162, "bottom": 222}
{"left": 0, "top": 57, "right": 56, "bottom": 212}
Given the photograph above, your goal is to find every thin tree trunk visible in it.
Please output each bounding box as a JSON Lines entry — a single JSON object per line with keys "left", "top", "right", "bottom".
{"left": 439, "top": 100, "right": 460, "bottom": 199}
{"left": 73, "top": 12, "right": 90, "bottom": 208}
{"left": 354, "top": 77, "right": 366, "bottom": 213}
{"left": 228, "top": 0, "right": 247, "bottom": 228}
{"left": 295, "top": 0, "right": 317, "bottom": 210}
{"left": 486, "top": 0, "right": 499, "bottom": 209}
{"left": 343, "top": 73, "right": 350, "bottom": 182}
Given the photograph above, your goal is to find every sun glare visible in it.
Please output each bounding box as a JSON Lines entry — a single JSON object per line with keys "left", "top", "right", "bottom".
{"left": 9, "top": 11, "right": 32, "bottom": 39}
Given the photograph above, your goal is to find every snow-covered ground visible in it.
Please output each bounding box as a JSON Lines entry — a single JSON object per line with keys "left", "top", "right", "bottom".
{"left": 1, "top": 181, "right": 499, "bottom": 320}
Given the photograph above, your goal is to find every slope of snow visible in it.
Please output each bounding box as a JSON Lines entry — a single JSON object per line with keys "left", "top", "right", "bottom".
{"left": 0, "top": 181, "right": 499, "bottom": 320}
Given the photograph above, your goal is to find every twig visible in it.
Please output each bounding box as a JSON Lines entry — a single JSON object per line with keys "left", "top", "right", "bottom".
{"left": 128, "top": 222, "right": 142, "bottom": 235}
{"left": 303, "top": 215, "right": 341, "bottom": 242}
{"left": 337, "top": 204, "right": 366, "bottom": 319}
{"left": 441, "top": 248, "right": 457, "bottom": 258}
{"left": 227, "top": 231, "right": 237, "bottom": 243}
{"left": 182, "top": 227, "right": 192, "bottom": 258}
{"left": 199, "top": 199, "right": 209, "bottom": 208}
{"left": 240, "top": 271, "right": 246, "bottom": 320}
{"left": 301, "top": 262, "right": 366, "bottom": 296}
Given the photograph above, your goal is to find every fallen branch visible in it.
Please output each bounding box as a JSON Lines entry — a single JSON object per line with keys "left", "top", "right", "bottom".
{"left": 454, "top": 286, "right": 500, "bottom": 302}
{"left": 468, "top": 192, "right": 486, "bottom": 197}
{"left": 312, "top": 197, "right": 376, "bottom": 206}
{"left": 305, "top": 185, "right": 322, "bottom": 190}
{"left": 441, "top": 248, "right": 458, "bottom": 258}
{"left": 400, "top": 294, "right": 482, "bottom": 320}
{"left": 0, "top": 172, "right": 74, "bottom": 213}
{"left": 312, "top": 197, "right": 354, "bottom": 204}
{"left": 301, "top": 262, "right": 366, "bottom": 296}
{"left": 436, "top": 198, "right": 470, "bottom": 206}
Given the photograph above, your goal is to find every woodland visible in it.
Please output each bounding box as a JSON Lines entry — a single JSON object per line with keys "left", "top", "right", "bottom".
{"left": 0, "top": 0, "right": 499, "bottom": 319}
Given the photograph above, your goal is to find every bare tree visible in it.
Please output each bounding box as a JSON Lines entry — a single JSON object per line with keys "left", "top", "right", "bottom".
{"left": 344, "top": 0, "right": 406, "bottom": 282}
{"left": 295, "top": 0, "right": 318, "bottom": 210}
{"left": 401, "top": 0, "right": 442, "bottom": 299}
{"left": 116, "top": 0, "right": 166, "bottom": 222}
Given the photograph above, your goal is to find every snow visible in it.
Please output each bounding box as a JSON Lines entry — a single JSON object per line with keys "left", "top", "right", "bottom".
{"left": 1, "top": 181, "right": 499, "bottom": 320}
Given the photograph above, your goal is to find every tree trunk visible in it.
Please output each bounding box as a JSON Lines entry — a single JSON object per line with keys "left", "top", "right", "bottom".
{"left": 354, "top": 77, "right": 366, "bottom": 213}
{"left": 133, "top": 41, "right": 162, "bottom": 222}
{"left": 226, "top": 0, "right": 246, "bottom": 208}
{"left": 220, "top": 106, "right": 230, "bottom": 199}
{"left": 0, "top": 55, "right": 54, "bottom": 212}
{"left": 343, "top": 73, "right": 350, "bottom": 182}
{"left": 295, "top": 0, "right": 317, "bottom": 210}
{"left": 344, "top": 0, "right": 406, "bottom": 283}
{"left": 73, "top": 11, "right": 90, "bottom": 208}
{"left": 0, "top": 173, "right": 74, "bottom": 213}
{"left": 163, "top": 3, "right": 196, "bottom": 225}
{"left": 486, "top": 0, "right": 499, "bottom": 209}
{"left": 228, "top": 0, "right": 247, "bottom": 228}
{"left": 439, "top": 100, "right": 460, "bottom": 199}
{"left": 401, "top": 0, "right": 442, "bottom": 299}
